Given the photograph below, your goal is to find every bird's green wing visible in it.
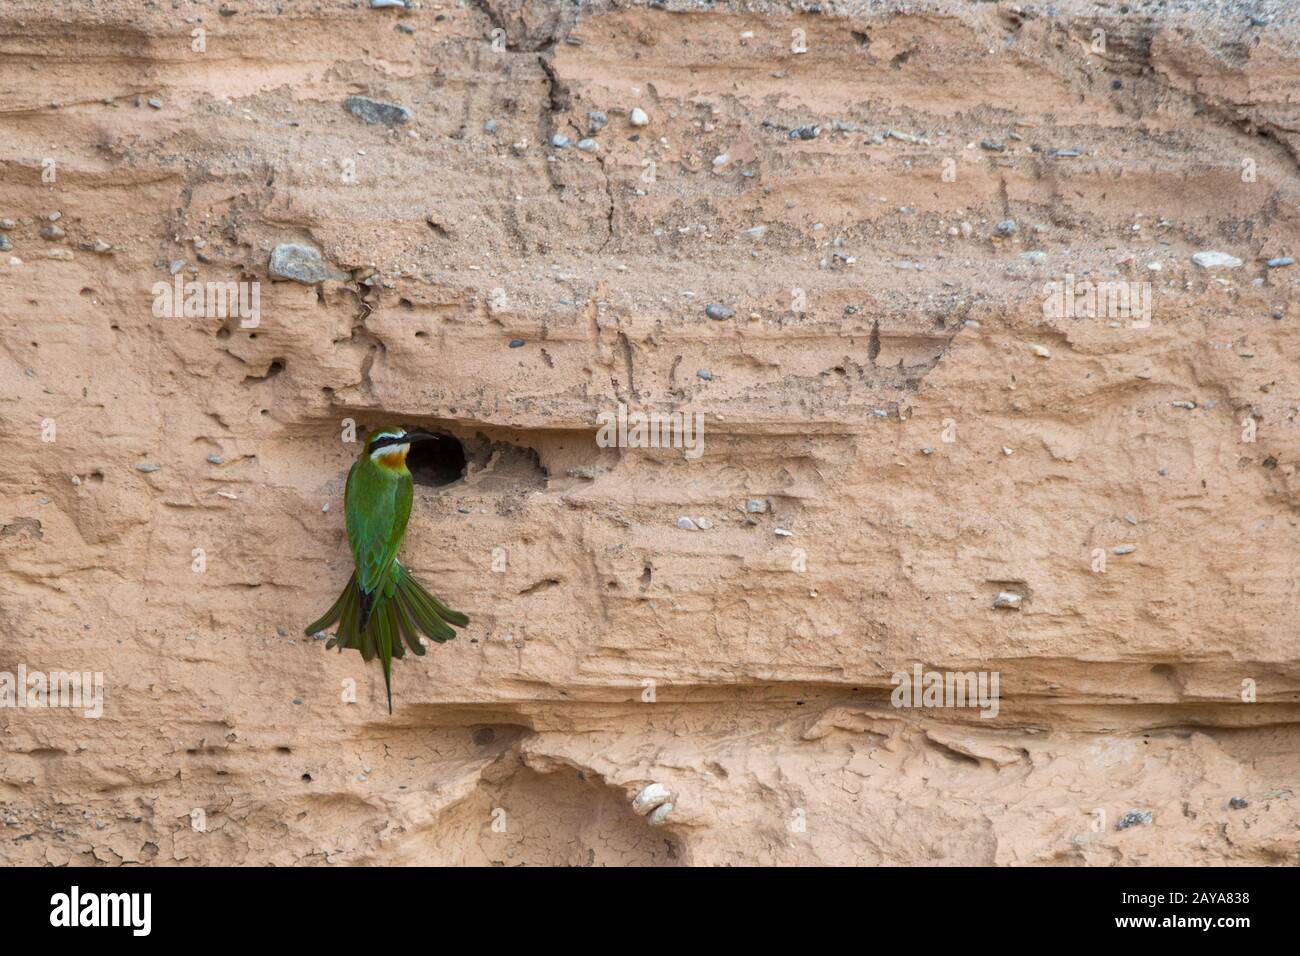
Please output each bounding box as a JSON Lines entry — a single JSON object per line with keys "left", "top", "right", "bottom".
{"left": 345, "top": 463, "right": 412, "bottom": 595}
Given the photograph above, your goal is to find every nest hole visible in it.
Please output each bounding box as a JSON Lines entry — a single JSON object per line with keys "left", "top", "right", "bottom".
{"left": 408, "top": 433, "right": 467, "bottom": 488}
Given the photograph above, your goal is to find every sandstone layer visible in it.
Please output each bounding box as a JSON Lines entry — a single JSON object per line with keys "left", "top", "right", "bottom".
{"left": 1, "top": 0, "right": 1298, "bottom": 865}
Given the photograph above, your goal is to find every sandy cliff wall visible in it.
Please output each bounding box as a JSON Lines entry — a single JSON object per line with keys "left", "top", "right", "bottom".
{"left": 1, "top": 0, "right": 1298, "bottom": 865}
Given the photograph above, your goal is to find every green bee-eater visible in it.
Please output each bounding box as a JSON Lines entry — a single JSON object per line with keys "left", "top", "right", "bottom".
{"left": 305, "top": 427, "right": 468, "bottom": 712}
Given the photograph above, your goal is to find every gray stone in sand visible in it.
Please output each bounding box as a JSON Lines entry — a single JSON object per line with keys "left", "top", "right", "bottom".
{"left": 343, "top": 95, "right": 411, "bottom": 127}
{"left": 269, "top": 242, "right": 349, "bottom": 284}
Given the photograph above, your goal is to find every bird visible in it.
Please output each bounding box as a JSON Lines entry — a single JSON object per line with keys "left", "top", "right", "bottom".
{"left": 304, "top": 427, "right": 468, "bottom": 712}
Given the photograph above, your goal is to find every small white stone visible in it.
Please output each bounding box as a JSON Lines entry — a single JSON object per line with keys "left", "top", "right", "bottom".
{"left": 1031, "top": 344, "right": 1051, "bottom": 358}
{"left": 1191, "top": 251, "right": 1242, "bottom": 269}
{"left": 676, "top": 516, "right": 698, "bottom": 531}
{"left": 993, "top": 591, "right": 1022, "bottom": 609}
{"left": 629, "top": 107, "right": 649, "bottom": 127}
{"left": 632, "top": 783, "right": 672, "bottom": 814}
{"left": 646, "top": 803, "right": 674, "bottom": 826}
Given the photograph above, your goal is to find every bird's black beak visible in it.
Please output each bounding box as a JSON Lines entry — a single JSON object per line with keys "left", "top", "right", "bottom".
{"left": 401, "top": 430, "right": 438, "bottom": 443}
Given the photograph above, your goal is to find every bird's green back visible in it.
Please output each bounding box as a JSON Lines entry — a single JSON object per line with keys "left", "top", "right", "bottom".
{"left": 345, "top": 455, "right": 413, "bottom": 595}
{"left": 307, "top": 430, "right": 468, "bottom": 713}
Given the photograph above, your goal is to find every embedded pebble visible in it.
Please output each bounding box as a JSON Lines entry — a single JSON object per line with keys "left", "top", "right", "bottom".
{"left": 629, "top": 107, "right": 649, "bottom": 127}
{"left": 646, "top": 803, "right": 674, "bottom": 826}
{"left": 676, "top": 517, "right": 698, "bottom": 531}
{"left": 632, "top": 783, "right": 672, "bottom": 814}
{"left": 1116, "top": 809, "right": 1153, "bottom": 830}
{"left": 508, "top": 338, "right": 525, "bottom": 348}
{"left": 577, "top": 138, "right": 599, "bottom": 152}
{"left": 696, "top": 369, "right": 713, "bottom": 380}
{"left": 483, "top": 119, "right": 498, "bottom": 134}
{"left": 136, "top": 463, "right": 161, "bottom": 473}
{"left": 550, "top": 134, "right": 571, "bottom": 149}
{"left": 1266, "top": 256, "right": 1294, "bottom": 269}
{"left": 1229, "top": 796, "right": 1249, "bottom": 810}
{"left": 705, "top": 303, "right": 735, "bottom": 320}
{"left": 1112, "top": 544, "right": 1137, "bottom": 555}
{"left": 269, "top": 242, "right": 349, "bottom": 283}
{"left": 789, "top": 124, "right": 820, "bottom": 140}
{"left": 206, "top": 454, "right": 224, "bottom": 465}
{"left": 343, "top": 95, "right": 411, "bottom": 127}
{"left": 744, "top": 498, "right": 767, "bottom": 513}
{"left": 995, "top": 219, "right": 1018, "bottom": 236}
{"left": 1170, "top": 400, "right": 1196, "bottom": 409}
{"left": 147, "top": 98, "right": 163, "bottom": 110}
{"left": 0, "top": 236, "right": 10, "bottom": 253}
{"left": 40, "top": 223, "right": 65, "bottom": 241}
{"left": 587, "top": 110, "right": 607, "bottom": 133}
{"left": 370, "top": 0, "right": 406, "bottom": 6}
{"left": 993, "top": 591, "right": 1022, "bottom": 610}
{"left": 1191, "top": 251, "right": 1242, "bottom": 269}
{"left": 1030, "top": 344, "right": 1051, "bottom": 358}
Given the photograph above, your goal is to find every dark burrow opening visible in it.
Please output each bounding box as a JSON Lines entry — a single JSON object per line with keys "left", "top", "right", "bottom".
{"left": 407, "top": 432, "right": 467, "bottom": 488}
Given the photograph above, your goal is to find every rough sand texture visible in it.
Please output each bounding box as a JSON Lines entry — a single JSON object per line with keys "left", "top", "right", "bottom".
{"left": 1, "top": 0, "right": 1298, "bottom": 865}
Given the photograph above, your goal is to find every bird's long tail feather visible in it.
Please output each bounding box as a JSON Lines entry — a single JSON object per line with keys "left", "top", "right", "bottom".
{"left": 304, "top": 564, "right": 468, "bottom": 712}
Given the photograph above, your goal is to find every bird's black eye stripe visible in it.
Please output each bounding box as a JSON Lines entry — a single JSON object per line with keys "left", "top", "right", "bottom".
{"left": 369, "top": 434, "right": 407, "bottom": 451}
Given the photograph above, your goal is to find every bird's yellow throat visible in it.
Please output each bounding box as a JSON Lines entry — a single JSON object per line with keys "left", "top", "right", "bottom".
{"left": 374, "top": 444, "right": 410, "bottom": 470}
